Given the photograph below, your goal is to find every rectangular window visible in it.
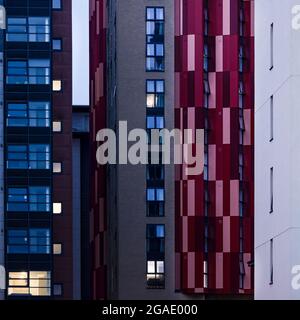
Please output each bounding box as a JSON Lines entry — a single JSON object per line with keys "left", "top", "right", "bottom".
{"left": 53, "top": 243, "right": 62, "bottom": 255}
{"left": 147, "top": 165, "right": 164, "bottom": 181}
{"left": 7, "top": 186, "right": 51, "bottom": 212}
{"left": 7, "top": 228, "right": 51, "bottom": 254}
{"left": 146, "top": 224, "right": 165, "bottom": 288}
{"left": 52, "top": 0, "right": 62, "bottom": 10}
{"left": 53, "top": 284, "right": 63, "bottom": 296}
{"left": 53, "top": 121, "right": 62, "bottom": 132}
{"left": 52, "top": 38, "right": 62, "bottom": 51}
{"left": 53, "top": 162, "right": 62, "bottom": 173}
{"left": 147, "top": 188, "right": 164, "bottom": 217}
{"left": 53, "top": 202, "right": 62, "bottom": 214}
{"left": 270, "top": 95, "right": 274, "bottom": 141}
{"left": 7, "top": 102, "right": 50, "bottom": 127}
{"left": 270, "top": 23, "right": 274, "bottom": 70}
{"left": 7, "top": 60, "right": 50, "bottom": 85}
{"left": 270, "top": 167, "right": 273, "bottom": 213}
{"left": 8, "top": 271, "right": 51, "bottom": 296}
{"left": 146, "top": 7, "right": 164, "bottom": 71}
{"left": 7, "top": 144, "right": 50, "bottom": 170}
{"left": 6, "top": 17, "right": 50, "bottom": 42}
{"left": 52, "top": 80, "right": 62, "bottom": 91}
{"left": 270, "top": 239, "right": 273, "bottom": 285}
{"left": 146, "top": 80, "right": 164, "bottom": 108}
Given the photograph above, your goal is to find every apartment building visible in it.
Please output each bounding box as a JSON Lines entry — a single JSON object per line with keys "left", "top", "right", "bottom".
{"left": 255, "top": 0, "right": 300, "bottom": 300}
{"left": 90, "top": 0, "right": 254, "bottom": 300}
{"left": 1, "top": 0, "right": 90, "bottom": 300}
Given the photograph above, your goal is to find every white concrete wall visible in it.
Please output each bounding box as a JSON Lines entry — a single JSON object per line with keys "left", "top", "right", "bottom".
{"left": 255, "top": 0, "right": 300, "bottom": 299}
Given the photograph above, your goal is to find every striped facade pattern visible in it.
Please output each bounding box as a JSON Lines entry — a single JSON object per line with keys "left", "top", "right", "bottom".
{"left": 175, "top": 0, "right": 254, "bottom": 295}
{"left": 89, "top": 0, "right": 107, "bottom": 300}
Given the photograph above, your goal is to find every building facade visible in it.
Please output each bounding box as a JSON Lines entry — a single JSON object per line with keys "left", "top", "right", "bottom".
{"left": 1, "top": 0, "right": 90, "bottom": 300}
{"left": 175, "top": 0, "right": 254, "bottom": 296}
{"left": 90, "top": 0, "right": 254, "bottom": 300}
{"left": 255, "top": 0, "right": 300, "bottom": 300}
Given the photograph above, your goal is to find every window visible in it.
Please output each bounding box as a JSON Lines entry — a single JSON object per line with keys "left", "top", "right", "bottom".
{"left": 147, "top": 115, "right": 165, "bottom": 144}
{"left": 7, "top": 59, "right": 50, "bottom": 85}
{"left": 239, "top": 45, "right": 245, "bottom": 72}
{"left": 8, "top": 271, "right": 51, "bottom": 296}
{"left": 147, "top": 116, "right": 164, "bottom": 129}
{"left": 147, "top": 260, "right": 164, "bottom": 289}
{"left": 52, "top": 0, "right": 62, "bottom": 10}
{"left": 203, "top": 260, "right": 208, "bottom": 288}
{"left": 146, "top": 7, "right": 164, "bottom": 71}
{"left": 239, "top": 7, "right": 245, "bottom": 36}
{"left": 204, "top": 7, "right": 209, "bottom": 36}
{"left": 239, "top": 253, "right": 245, "bottom": 289}
{"left": 52, "top": 38, "right": 62, "bottom": 51}
{"left": 7, "top": 186, "right": 50, "bottom": 212}
{"left": 270, "top": 239, "right": 273, "bottom": 285}
{"left": 147, "top": 165, "right": 164, "bottom": 181}
{"left": 53, "top": 202, "right": 62, "bottom": 214}
{"left": 52, "top": 80, "right": 62, "bottom": 91}
{"left": 147, "top": 188, "right": 164, "bottom": 217}
{"left": 270, "top": 95, "right": 274, "bottom": 141}
{"left": 53, "top": 284, "right": 63, "bottom": 296}
{"left": 7, "top": 228, "right": 51, "bottom": 254}
{"left": 203, "top": 44, "right": 209, "bottom": 71}
{"left": 270, "top": 167, "right": 273, "bottom": 213}
{"left": 53, "top": 121, "right": 62, "bottom": 132}
{"left": 53, "top": 162, "right": 62, "bottom": 173}
{"left": 53, "top": 243, "right": 62, "bottom": 255}
{"left": 7, "top": 144, "right": 50, "bottom": 170}
{"left": 146, "top": 224, "right": 165, "bottom": 288}
{"left": 146, "top": 80, "right": 164, "bottom": 108}
{"left": 270, "top": 23, "right": 274, "bottom": 70}
{"left": 6, "top": 17, "right": 50, "bottom": 42}
{"left": 7, "top": 102, "right": 50, "bottom": 127}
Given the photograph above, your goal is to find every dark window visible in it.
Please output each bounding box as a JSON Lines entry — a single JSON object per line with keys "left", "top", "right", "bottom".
{"left": 147, "top": 188, "right": 164, "bottom": 217}
{"left": 6, "top": 17, "right": 50, "bottom": 42}
{"left": 7, "top": 102, "right": 50, "bottom": 127}
{"left": 7, "top": 228, "right": 51, "bottom": 254}
{"left": 7, "top": 59, "right": 50, "bottom": 85}
{"left": 7, "top": 187, "right": 51, "bottom": 212}
{"left": 7, "top": 144, "right": 50, "bottom": 170}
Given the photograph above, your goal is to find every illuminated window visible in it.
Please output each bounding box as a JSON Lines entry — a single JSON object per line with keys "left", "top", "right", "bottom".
{"left": 52, "top": 80, "right": 62, "bottom": 91}
{"left": 53, "top": 243, "right": 62, "bottom": 255}
{"left": 53, "top": 121, "right": 62, "bottom": 132}
{"left": 146, "top": 80, "right": 164, "bottom": 108}
{"left": 147, "top": 260, "right": 165, "bottom": 288}
{"left": 8, "top": 271, "right": 51, "bottom": 296}
{"left": 53, "top": 162, "right": 62, "bottom": 173}
{"left": 53, "top": 202, "right": 62, "bottom": 214}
